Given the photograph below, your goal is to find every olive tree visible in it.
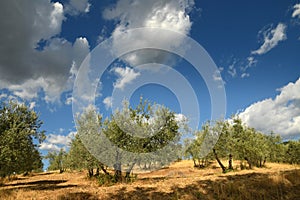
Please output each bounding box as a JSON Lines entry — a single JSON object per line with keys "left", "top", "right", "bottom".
{"left": 0, "top": 101, "right": 45, "bottom": 177}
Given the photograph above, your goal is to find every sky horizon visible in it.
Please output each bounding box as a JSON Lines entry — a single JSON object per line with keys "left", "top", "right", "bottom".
{"left": 1, "top": 0, "right": 300, "bottom": 168}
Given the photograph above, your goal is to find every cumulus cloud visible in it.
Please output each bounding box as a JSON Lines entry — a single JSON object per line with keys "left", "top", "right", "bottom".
{"left": 39, "top": 143, "right": 61, "bottom": 151}
{"left": 252, "top": 23, "right": 287, "bottom": 55}
{"left": 29, "top": 102, "right": 36, "bottom": 110}
{"left": 47, "top": 134, "right": 72, "bottom": 146}
{"left": 175, "top": 113, "right": 188, "bottom": 123}
{"left": 39, "top": 131, "right": 77, "bottom": 151}
{"left": 292, "top": 4, "right": 300, "bottom": 18}
{"left": 103, "top": 96, "right": 113, "bottom": 109}
{"left": 65, "top": 0, "right": 91, "bottom": 15}
{"left": 103, "top": 0, "right": 195, "bottom": 66}
{"left": 239, "top": 78, "right": 300, "bottom": 138}
{"left": 113, "top": 67, "right": 140, "bottom": 90}
{"left": 0, "top": 1, "right": 90, "bottom": 103}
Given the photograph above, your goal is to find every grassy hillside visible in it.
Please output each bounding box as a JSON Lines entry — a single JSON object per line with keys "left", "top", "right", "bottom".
{"left": 1, "top": 160, "right": 299, "bottom": 200}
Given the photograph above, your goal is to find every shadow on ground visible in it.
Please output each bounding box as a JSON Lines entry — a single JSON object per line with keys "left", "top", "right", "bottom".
{"left": 1, "top": 169, "right": 299, "bottom": 200}
{"left": 58, "top": 192, "right": 99, "bottom": 200}
{"left": 106, "top": 169, "right": 300, "bottom": 200}
{"left": 1, "top": 179, "right": 77, "bottom": 191}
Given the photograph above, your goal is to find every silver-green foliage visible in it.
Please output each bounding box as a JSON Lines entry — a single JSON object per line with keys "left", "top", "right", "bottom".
{"left": 0, "top": 101, "right": 45, "bottom": 177}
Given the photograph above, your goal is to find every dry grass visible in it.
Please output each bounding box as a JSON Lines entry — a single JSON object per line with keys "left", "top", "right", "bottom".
{"left": 1, "top": 161, "right": 299, "bottom": 200}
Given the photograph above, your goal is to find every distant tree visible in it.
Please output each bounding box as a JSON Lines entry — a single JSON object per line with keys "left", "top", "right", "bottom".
{"left": 68, "top": 106, "right": 105, "bottom": 178}
{"left": 45, "top": 148, "right": 67, "bottom": 173}
{"left": 67, "top": 133, "right": 101, "bottom": 177}
{"left": 185, "top": 126, "right": 215, "bottom": 169}
{"left": 0, "top": 101, "right": 45, "bottom": 177}
{"left": 187, "top": 116, "right": 291, "bottom": 173}
{"left": 285, "top": 140, "right": 300, "bottom": 164}
{"left": 266, "top": 132, "right": 285, "bottom": 163}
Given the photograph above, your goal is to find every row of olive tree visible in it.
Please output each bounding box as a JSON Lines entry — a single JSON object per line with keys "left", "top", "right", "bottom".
{"left": 46, "top": 101, "right": 300, "bottom": 177}
{"left": 185, "top": 117, "right": 299, "bottom": 173}
{"left": 47, "top": 98, "right": 184, "bottom": 182}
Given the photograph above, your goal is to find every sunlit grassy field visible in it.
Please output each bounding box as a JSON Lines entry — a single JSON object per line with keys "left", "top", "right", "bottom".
{"left": 1, "top": 160, "right": 299, "bottom": 200}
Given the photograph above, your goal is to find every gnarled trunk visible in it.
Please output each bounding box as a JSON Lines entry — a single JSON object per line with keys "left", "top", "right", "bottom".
{"left": 100, "top": 163, "right": 110, "bottom": 175}
{"left": 114, "top": 150, "right": 122, "bottom": 182}
{"left": 88, "top": 168, "right": 93, "bottom": 178}
{"left": 213, "top": 149, "right": 226, "bottom": 173}
{"left": 228, "top": 154, "right": 233, "bottom": 170}
{"left": 125, "top": 159, "right": 137, "bottom": 179}
{"left": 114, "top": 164, "right": 122, "bottom": 182}
{"left": 192, "top": 158, "right": 197, "bottom": 167}
{"left": 244, "top": 157, "right": 252, "bottom": 169}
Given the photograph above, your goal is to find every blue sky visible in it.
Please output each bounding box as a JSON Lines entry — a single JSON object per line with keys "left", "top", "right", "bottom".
{"left": 0, "top": 0, "right": 300, "bottom": 167}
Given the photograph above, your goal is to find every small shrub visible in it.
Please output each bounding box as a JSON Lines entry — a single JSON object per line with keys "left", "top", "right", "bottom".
{"left": 98, "top": 174, "right": 115, "bottom": 186}
{"left": 125, "top": 174, "right": 138, "bottom": 183}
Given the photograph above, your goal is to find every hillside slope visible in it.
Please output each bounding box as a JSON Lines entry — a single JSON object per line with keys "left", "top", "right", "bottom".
{"left": 1, "top": 160, "right": 300, "bottom": 200}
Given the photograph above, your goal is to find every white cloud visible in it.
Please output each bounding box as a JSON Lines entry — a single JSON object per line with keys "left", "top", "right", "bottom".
{"left": 65, "top": 0, "right": 91, "bottom": 15}
{"left": 65, "top": 96, "right": 73, "bottom": 105}
{"left": 252, "top": 23, "right": 287, "bottom": 55}
{"left": 239, "top": 78, "right": 300, "bottom": 138}
{"left": 213, "top": 69, "right": 225, "bottom": 88}
{"left": 241, "top": 56, "right": 258, "bottom": 72}
{"left": 50, "top": 2, "right": 64, "bottom": 30}
{"left": 47, "top": 134, "right": 70, "bottom": 146}
{"left": 175, "top": 113, "right": 187, "bottom": 123}
{"left": 29, "top": 102, "right": 36, "bottom": 110}
{"left": 213, "top": 70, "right": 222, "bottom": 82}
{"left": 103, "top": 96, "right": 113, "bottom": 109}
{"left": 113, "top": 67, "right": 140, "bottom": 90}
{"left": 39, "top": 143, "right": 61, "bottom": 151}
{"left": 0, "top": 1, "right": 90, "bottom": 103}
{"left": 228, "top": 62, "right": 237, "bottom": 78}
{"left": 39, "top": 131, "right": 77, "bottom": 151}
{"left": 292, "top": 4, "right": 300, "bottom": 18}
{"left": 103, "top": 0, "right": 195, "bottom": 66}
{"left": 241, "top": 73, "right": 250, "bottom": 79}
{"left": 0, "top": 93, "right": 7, "bottom": 99}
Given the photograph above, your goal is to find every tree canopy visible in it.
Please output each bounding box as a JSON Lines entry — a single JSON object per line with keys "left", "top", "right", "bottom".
{"left": 0, "top": 101, "right": 45, "bottom": 177}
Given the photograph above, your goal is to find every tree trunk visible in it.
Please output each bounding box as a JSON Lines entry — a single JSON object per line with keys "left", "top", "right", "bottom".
{"left": 263, "top": 156, "right": 267, "bottom": 166}
{"left": 114, "top": 150, "right": 122, "bottom": 182}
{"left": 197, "top": 158, "right": 201, "bottom": 167}
{"left": 205, "top": 158, "right": 208, "bottom": 167}
{"left": 228, "top": 154, "right": 233, "bottom": 170}
{"left": 95, "top": 168, "right": 100, "bottom": 176}
{"left": 259, "top": 158, "right": 262, "bottom": 167}
{"left": 114, "top": 164, "right": 122, "bottom": 182}
{"left": 244, "top": 157, "right": 252, "bottom": 169}
{"left": 125, "top": 159, "right": 137, "bottom": 179}
{"left": 213, "top": 149, "right": 226, "bottom": 173}
{"left": 192, "top": 158, "right": 197, "bottom": 167}
{"left": 100, "top": 163, "right": 110, "bottom": 175}
{"left": 88, "top": 168, "right": 93, "bottom": 178}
